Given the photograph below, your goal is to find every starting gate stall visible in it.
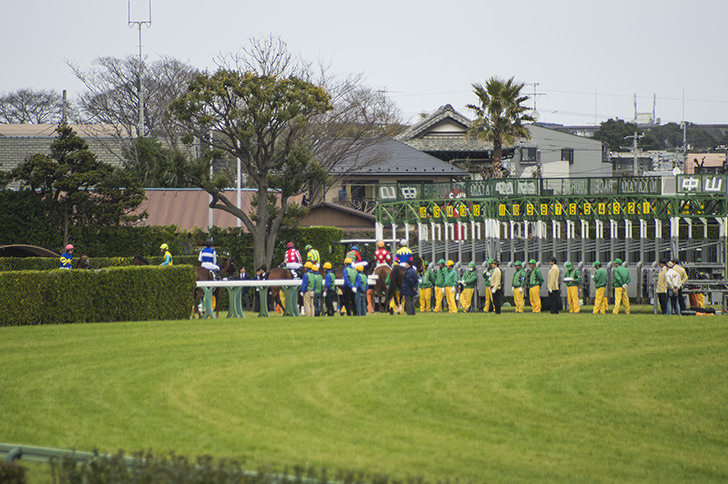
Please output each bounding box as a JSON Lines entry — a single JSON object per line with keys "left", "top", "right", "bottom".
{"left": 375, "top": 175, "right": 728, "bottom": 311}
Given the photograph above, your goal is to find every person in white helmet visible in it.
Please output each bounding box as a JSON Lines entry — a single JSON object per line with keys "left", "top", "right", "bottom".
{"left": 395, "top": 239, "right": 412, "bottom": 267}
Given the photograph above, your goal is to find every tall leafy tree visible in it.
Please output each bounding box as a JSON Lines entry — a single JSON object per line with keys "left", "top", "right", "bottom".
{"left": 168, "top": 69, "right": 332, "bottom": 269}
{"left": 121, "top": 136, "right": 192, "bottom": 188}
{"left": 10, "top": 125, "right": 145, "bottom": 246}
{"left": 466, "top": 77, "right": 534, "bottom": 178}
{"left": 593, "top": 118, "right": 637, "bottom": 152}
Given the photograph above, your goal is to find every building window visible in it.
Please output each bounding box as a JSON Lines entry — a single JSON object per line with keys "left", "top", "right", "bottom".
{"left": 561, "top": 148, "right": 574, "bottom": 165}
{"left": 521, "top": 147, "right": 538, "bottom": 163}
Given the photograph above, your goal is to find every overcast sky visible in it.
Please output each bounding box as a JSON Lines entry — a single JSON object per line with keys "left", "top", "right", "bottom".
{"left": 2, "top": 0, "right": 726, "bottom": 126}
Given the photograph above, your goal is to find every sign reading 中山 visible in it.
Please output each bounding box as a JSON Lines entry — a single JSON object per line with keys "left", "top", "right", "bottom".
{"left": 676, "top": 174, "right": 727, "bottom": 195}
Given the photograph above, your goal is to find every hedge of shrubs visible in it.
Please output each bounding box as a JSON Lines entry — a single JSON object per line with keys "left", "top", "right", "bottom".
{"left": 47, "top": 450, "right": 423, "bottom": 484}
{"left": 0, "top": 255, "right": 199, "bottom": 272}
{"left": 0, "top": 265, "right": 196, "bottom": 326}
{"left": 0, "top": 461, "right": 26, "bottom": 484}
{"left": 3, "top": 225, "right": 345, "bottom": 275}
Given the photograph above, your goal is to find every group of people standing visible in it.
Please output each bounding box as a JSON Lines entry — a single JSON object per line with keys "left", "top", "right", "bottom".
{"left": 416, "top": 256, "right": 638, "bottom": 316}
{"left": 656, "top": 258, "right": 690, "bottom": 315}
{"left": 281, "top": 239, "right": 651, "bottom": 316}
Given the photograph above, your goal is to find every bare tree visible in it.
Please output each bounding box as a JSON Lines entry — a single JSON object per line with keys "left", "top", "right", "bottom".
{"left": 69, "top": 55, "right": 197, "bottom": 144}
{"left": 218, "top": 36, "right": 406, "bottom": 206}
{"left": 0, "top": 89, "right": 69, "bottom": 124}
{"left": 307, "top": 76, "right": 404, "bottom": 205}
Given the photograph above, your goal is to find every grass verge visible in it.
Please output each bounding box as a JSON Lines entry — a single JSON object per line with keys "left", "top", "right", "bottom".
{"left": 2, "top": 309, "right": 727, "bottom": 483}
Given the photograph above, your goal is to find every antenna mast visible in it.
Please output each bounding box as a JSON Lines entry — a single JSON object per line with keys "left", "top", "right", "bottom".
{"left": 128, "top": 0, "right": 151, "bottom": 137}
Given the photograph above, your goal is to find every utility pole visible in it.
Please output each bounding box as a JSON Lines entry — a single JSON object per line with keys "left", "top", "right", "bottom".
{"left": 633, "top": 94, "right": 639, "bottom": 176}
{"left": 128, "top": 0, "right": 151, "bottom": 138}
{"left": 681, "top": 88, "right": 687, "bottom": 170}
{"left": 61, "top": 90, "right": 68, "bottom": 125}
{"left": 527, "top": 82, "right": 545, "bottom": 121}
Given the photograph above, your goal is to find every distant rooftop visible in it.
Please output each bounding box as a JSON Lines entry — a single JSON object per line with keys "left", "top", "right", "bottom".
{"left": 0, "top": 124, "right": 133, "bottom": 138}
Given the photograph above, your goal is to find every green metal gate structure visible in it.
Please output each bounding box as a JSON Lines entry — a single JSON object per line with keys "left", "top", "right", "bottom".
{"left": 375, "top": 175, "right": 728, "bottom": 308}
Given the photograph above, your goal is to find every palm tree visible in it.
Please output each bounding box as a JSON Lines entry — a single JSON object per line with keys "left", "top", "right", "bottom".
{"left": 466, "top": 77, "right": 534, "bottom": 178}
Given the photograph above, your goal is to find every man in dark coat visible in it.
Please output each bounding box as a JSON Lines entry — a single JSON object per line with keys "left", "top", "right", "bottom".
{"left": 401, "top": 260, "right": 420, "bottom": 316}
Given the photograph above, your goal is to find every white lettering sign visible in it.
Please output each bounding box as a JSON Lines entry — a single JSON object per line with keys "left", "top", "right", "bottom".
{"left": 495, "top": 181, "right": 514, "bottom": 196}
{"left": 379, "top": 186, "right": 396, "bottom": 200}
{"left": 681, "top": 177, "right": 700, "bottom": 192}
{"left": 704, "top": 176, "right": 723, "bottom": 192}
{"left": 400, "top": 186, "right": 418, "bottom": 199}
{"left": 517, "top": 180, "right": 538, "bottom": 195}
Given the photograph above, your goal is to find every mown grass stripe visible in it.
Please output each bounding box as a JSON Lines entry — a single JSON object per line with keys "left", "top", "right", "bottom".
{"left": 1, "top": 310, "right": 727, "bottom": 483}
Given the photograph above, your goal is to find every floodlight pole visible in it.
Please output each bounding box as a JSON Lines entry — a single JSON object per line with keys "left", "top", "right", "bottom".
{"left": 128, "top": 0, "right": 152, "bottom": 138}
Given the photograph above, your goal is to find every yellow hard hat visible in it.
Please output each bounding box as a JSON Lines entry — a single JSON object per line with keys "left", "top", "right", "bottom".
{"left": 446, "top": 260, "right": 454, "bottom": 266}
{"left": 344, "top": 257, "right": 352, "bottom": 264}
{"left": 312, "top": 264, "right": 319, "bottom": 271}
{"left": 323, "top": 262, "right": 332, "bottom": 269}
{"left": 304, "top": 261, "right": 313, "bottom": 269}
{"left": 356, "top": 264, "right": 364, "bottom": 272}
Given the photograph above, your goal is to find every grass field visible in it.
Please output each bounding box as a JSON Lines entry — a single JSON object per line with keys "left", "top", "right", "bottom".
{"left": 2, "top": 308, "right": 728, "bottom": 483}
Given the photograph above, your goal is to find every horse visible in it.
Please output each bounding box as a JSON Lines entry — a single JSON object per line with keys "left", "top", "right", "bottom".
{"left": 385, "top": 256, "right": 425, "bottom": 315}
{"left": 75, "top": 254, "right": 91, "bottom": 269}
{"left": 132, "top": 255, "right": 150, "bottom": 265}
{"left": 267, "top": 266, "right": 295, "bottom": 313}
{"left": 193, "top": 258, "right": 236, "bottom": 318}
{"left": 373, "top": 264, "right": 391, "bottom": 312}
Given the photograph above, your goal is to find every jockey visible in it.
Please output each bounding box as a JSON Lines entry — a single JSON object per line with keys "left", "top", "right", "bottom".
{"left": 395, "top": 239, "right": 413, "bottom": 267}
{"left": 305, "top": 244, "right": 320, "bottom": 266}
{"left": 374, "top": 240, "right": 391, "bottom": 267}
{"left": 160, "top": 243, "right": 173, "bottom": 266}
{"left": 198, "top": 239, "right": 220, "bottom": 278}
{"left": 284, "top": 241, "right": 303, "bottom": 278}
{"left": 59, "top": 244, "right": 74, "bottom": 269}
{"left": 346, "top": 245, "right": 361, "bottom": 264}
{"left": 346, "top": 245, "right": 367, "bottom": 268}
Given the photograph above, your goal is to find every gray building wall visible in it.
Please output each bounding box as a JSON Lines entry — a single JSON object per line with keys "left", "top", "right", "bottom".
{"left": 0, "top": 135, "right": 126, "bottom": 173}
{"left": 511, "top": 125, "right": 610, "bottom": 178}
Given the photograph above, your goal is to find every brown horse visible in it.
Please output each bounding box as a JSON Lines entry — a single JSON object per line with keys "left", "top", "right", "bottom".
{"left": 193, "top": 258, "right": 236, "bottom": 318}
{"left": 267, "top": 266, "right": 294, "bottom": 312}
{"left": 385, "top": 256, "right": 425, "bottom": 314}
{"left": 373, "top": 265, "right": 391, "bottom": 312}
{"left": 75, "top": 254, "right": 90, "bottom": 269}
{"left": 132, "top": 255, "right": 150, "bottom": 265}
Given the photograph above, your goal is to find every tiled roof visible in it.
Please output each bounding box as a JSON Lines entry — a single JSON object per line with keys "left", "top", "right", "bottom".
{"left": 305, "top": 201, "right": 376, "bottom": 221}
{"left": 395, "top": 104, "right": 493, "bottom": 152}
{"left": 396, "top": 104, "right": 472, "bottom": 139}
{"left": 0, "top": 124, "right": 130, "bottom": 138}
{"left": 134, "top": 189, "right": 303, "bottom": 231}
{"left": 330, "top": 138, "right": 468, "bottom": 176}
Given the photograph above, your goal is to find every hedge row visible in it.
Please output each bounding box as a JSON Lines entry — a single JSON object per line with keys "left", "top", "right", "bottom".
{"left": 48, "top": 450, "right": 415, "bottom": 484}
{"left": 4, "top": 225, "right": 345, "bottom": 274}
{"left": 0, "top": 255, "right": 199, "bottom": 272}
{"left": 0, "top": 461, "right": 26, "bottom": 484}
{"left": 0, "top": 265, "right": 196, "bottom": 326}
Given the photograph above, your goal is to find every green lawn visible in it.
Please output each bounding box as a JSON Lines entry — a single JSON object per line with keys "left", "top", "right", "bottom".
{"left": 2, "top": 309, "right": 728, "bottom": 483}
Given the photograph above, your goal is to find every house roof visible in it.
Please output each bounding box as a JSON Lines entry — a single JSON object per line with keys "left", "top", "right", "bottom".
{"left": 395, "top": 104, "right": 492, "bottom": 152}
{"left": 0, "top": 124, "right": 130, "bottom": 138}
{"left": 305, "top": 201, "right": 376, "bottom": 221}
{"left": 300, "top": 202, "right": 375, "bottom": 231}
{"left": 135, "top": 188, "right": 303, "bottom": 231}
{"left": 330, "top": 137, "right": 468, "bottom": 177}
{"left": 397, "top": 104, "right": 601, "bottom": 155}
